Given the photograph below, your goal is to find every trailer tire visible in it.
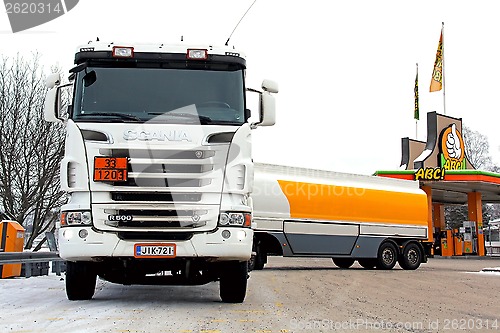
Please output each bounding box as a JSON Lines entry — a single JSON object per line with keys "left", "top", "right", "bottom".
{"left": 220, "top": 261, "right": 248, "bottom": 303}
{"left": 66, "top": 261, "right": 97, "bottom": 300}
{"left": 376, "top": 242, "right": 398, "bottom": 270}
{"left": 332, "top": 258, "right": 355, "bottom": 269}
{"left": 398, "top": 243, "right": 422, "bottom": 270}
{"left": 357, "top": 258, "right": 377, "bottom": 269}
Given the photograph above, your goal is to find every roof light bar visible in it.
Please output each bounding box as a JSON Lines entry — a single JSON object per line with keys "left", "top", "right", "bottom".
{"left": 187, "top": 49, "right": 208, "bottom": 60}
{"left": 112, "top": 46, "right": 134, "bottom": 58}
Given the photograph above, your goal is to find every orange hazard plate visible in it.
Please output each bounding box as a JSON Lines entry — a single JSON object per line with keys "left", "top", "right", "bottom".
{"left": 93, "top": 157, "right": 128, "bottom": 182}
{"left": 134, "top": 243, "right": 176, "bottom": 258}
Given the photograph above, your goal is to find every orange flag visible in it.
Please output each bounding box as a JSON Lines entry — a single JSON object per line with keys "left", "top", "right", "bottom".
{"left": 430, "top": 29, "right": 443, "bottom": 92}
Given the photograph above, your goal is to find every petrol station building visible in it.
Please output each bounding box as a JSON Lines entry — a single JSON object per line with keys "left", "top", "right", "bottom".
{"left": 376, "top": 111, "right": 500, "bottom": 256}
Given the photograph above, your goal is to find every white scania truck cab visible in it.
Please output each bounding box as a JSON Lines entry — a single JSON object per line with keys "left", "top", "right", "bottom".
{"left": 44, "top": 42, "right": 277, "bottom": 303}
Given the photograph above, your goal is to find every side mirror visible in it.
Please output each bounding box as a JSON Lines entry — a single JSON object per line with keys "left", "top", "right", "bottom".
{"left": 262, "top": 79, "right": 278, "bottom": 94}
{"left": 250, "top": 79, "right": 277, "bottom": 128}
{"left": 258, "top": 92, "right": 276, "bottom": 126}
{"left": 44, "top": 87, "right": 62, "bottom": 123}
{"left": 45, "top": 73, "right": 61, "bottom": 89}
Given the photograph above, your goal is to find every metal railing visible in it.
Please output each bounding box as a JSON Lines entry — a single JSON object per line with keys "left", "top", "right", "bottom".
{"left": 0, "top": 251, "right": 65, "bottom": 277}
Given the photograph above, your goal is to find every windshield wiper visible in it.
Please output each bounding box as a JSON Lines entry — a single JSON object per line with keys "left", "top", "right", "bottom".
{"left": 148, "top": 112, "right": 242, "bottom": 125}
{"left": 75, "top": 112, "right": 142, "bottom": 122}
{"left": 147, "top": 112, "right": 213, "bottom": 124}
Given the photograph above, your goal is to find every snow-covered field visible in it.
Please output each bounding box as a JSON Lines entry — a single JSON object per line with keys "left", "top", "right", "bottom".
{"left": 1, "top": 260, "right": 499, "bottom": 333}
{"left": 1, "top": 274, "right": 235, "bottom": 333}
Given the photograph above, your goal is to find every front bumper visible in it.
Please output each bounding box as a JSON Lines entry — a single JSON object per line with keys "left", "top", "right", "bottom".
{"left": 58, "top": 226, "right": 253, "bottom": 261}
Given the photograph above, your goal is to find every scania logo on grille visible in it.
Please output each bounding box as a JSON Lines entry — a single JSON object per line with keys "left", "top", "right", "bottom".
{"left": 123, "top": 130, "right": 192, "bottom": 142}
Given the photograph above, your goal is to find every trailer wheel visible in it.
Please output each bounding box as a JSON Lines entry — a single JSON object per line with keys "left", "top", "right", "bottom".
{"left": 220, "top": 261, "right": 248, "bottom": 303}
{"left": 332, "top": 258, "right": 355, "bottom": 269}
{"left": 398, "top": 243, "right": 422, "bottom": 270}
{"left": 357, "top": 258, "right": 377, "bottom": 269}
{"left": 66, "top": 261, "right": 97, "bottom": 300}
{"left": 376, "top": 242, "right": 398, "bottom": 270}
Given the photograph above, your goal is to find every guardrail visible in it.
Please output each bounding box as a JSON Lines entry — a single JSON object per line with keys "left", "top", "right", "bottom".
{"left": 0, "top": 251, "right": 65, "bottom": 277}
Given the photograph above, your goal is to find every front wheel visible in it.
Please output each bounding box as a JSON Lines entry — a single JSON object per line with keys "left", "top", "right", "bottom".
{"left": 398, "top": 243, "right": 422, "bottom": 270}
{"left": 220, "top": 261, "right": 248, "bottom": 303}
{"left": 376, "top": 242, "right": 398, "bottom": 270}
{"left": 66, "top": 261, "right": 97, "bottom": 300}
{"left": 332, "top": 258, "right": 355, "bottom": 269}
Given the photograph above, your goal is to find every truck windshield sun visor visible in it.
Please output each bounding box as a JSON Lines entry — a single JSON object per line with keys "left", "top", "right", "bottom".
{"left": 83, "top": 71, "right": 96, "bottom": 87}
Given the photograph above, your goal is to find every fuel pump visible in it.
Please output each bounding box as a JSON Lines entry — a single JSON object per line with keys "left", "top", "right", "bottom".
{"left": 440, "top": 229, "right": 454, "bottom": 256}
{"left": 461, "top": 221, "right": 477, "bottom": 254}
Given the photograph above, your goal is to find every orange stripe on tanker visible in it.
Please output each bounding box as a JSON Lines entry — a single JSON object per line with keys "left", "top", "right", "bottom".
{"left": 277, "top": 180, "right": 427, "bottom": 226}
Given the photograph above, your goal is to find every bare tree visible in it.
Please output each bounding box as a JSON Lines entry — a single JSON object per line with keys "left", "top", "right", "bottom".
{"left": 463, "top": 126, "right": 494, "bottom": 170}
{"left": 0, "top": 53, "right": 66, "bottom": 250}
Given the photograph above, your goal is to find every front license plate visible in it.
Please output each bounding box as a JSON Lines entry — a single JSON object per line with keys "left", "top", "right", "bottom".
{"left": 134, "top": 243, "right": 176, "bottom": 258}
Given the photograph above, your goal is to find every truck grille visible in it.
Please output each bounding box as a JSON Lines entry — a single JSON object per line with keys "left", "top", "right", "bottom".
{"left": 93, "top": 145, "right": 228, "bottom": 232}
{"left": 111, "top": 192, "right": 202, "bottom": 202}
{"left": 99, "top": 148, "right": 217, "bottom": 189}
{"left": 109, "top": 149, "right": 214, "bottom": 160}
{"left": 114, "top": 178, "right": 206, "bottom": 187}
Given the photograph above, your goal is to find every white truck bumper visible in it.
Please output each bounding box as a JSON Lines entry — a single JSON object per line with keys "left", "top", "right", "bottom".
{"left": 58, "top": 227, "right": 253, "bottom": 261}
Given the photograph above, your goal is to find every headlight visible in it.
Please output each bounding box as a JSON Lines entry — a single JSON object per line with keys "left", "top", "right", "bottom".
{"left": 61, "top": 211, "right": 92, "bottom": 226}
{"left": 218, "top": 212, "right": 251, "bottom": 227}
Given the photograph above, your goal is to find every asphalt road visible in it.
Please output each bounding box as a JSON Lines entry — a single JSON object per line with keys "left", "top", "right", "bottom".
{"left": 2, "top": 257, "right": 500, "bottom": 333}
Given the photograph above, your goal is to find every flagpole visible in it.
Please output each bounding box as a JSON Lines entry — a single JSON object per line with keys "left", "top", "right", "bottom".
{"left": 416, "top": 62, "right": 418, "bottom": 139}
{"left": 442, "top": 22, "right": 446, "bottom": 115}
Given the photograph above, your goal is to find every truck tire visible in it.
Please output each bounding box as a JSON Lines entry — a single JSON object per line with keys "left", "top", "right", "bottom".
{"left": 253, "top": 245, "right": 266, "bottom": 271}
{"left": 332, "top": 258, "right": 355, "bottom": 269}
{"left": 66, "top": 261, "right": 97, "bottom": 300}
{"left": 220, "top": 261, "right": 248, "bottom": 303}
{"left": 248, "top": 242, "right": 266, "bottom": 271}
{"left": 357, "top": 258, "right": 376, "bottom": 269}
{"left": 376, "top": 242, "right": 398, "bottom": 270}
{"left": 398, "top": 243, "right": 422, "bottom": 270}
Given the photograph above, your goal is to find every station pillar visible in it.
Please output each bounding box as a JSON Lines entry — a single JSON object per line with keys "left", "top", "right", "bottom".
{"left": 467, "top": 191, "right": 485, "bottom": 256}
{"left": 422, "top": 186, "right": 434, "bottom": 245}
{"left": 432, "top": 203, "right": 445, "bottom": 231}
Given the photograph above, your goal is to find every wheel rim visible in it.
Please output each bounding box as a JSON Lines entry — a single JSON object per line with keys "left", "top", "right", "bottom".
{"left": 382, "top": 247, "right": 395, "bottom": 265}
{"left": 407, "top": 248, "right": 419, "bottom": 265}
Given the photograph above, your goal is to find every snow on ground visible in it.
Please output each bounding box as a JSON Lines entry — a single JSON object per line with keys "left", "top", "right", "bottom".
{"left": 2, "top": 262, "right": 500, "bottom": 332}
{"left": 0, "top": 273, "right": 234, "bottom": 333}
{"left": 465, "top": 266, "right": 500, "bottom": 276}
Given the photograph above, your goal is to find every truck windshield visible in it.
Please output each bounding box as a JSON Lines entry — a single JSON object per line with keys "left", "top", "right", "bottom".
{"left": 72, "top": 66, "right": 245, "bottom": 125}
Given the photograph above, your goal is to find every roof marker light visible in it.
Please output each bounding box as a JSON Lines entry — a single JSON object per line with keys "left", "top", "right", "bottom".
{"left": 187, "top": 49, "right": 208, "bottom": 60}
{"left": 112, "top": 46, "right": 134, "bottom": 58}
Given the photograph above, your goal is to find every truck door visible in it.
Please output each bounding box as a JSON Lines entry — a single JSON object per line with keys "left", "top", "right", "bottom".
{"left": 283, "top": 221, "right": 359, "bottom": 255}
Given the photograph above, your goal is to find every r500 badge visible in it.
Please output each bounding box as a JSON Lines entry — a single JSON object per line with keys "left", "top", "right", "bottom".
{"left": 108, "top": 215, "right": 133, "bottom": 222}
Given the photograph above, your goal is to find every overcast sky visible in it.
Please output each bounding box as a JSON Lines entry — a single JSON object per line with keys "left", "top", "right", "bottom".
{"left": 1, "top": 0, "right": 499, "bottom": 174}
